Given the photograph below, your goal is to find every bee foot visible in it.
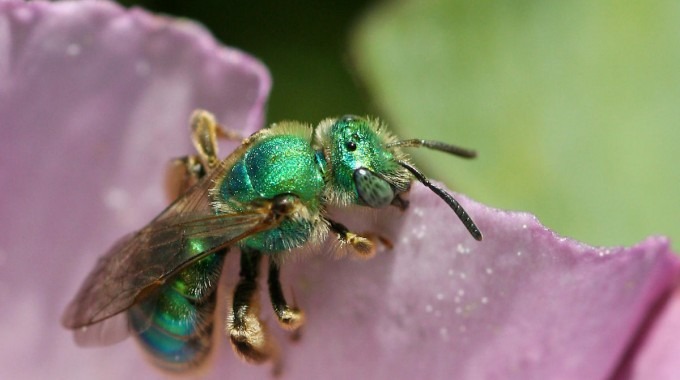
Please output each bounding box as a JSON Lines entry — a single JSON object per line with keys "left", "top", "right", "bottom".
{"left": 227, "top": 312, "right": 275, "bottom": 364}
{"left": 276, "top": 307, "right": 305, "bottom": 331}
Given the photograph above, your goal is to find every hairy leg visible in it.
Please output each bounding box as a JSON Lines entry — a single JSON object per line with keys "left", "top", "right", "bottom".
{"left": 327, "top": 218, "right": 393, "bottom": 259}
{"left": 268, "top": 259, "right": 305, "bottom": 332}
{"left": 226, "top": 249, "right": 279, "bottom": 366}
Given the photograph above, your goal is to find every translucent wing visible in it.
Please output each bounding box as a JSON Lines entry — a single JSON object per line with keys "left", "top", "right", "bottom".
{"left": 62, "top": 163, "right": 279, "bottom": 330}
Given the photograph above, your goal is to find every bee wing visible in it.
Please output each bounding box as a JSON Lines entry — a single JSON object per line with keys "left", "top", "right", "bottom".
{"left": 62, "top": 162, "right": 279, "bottom": 331}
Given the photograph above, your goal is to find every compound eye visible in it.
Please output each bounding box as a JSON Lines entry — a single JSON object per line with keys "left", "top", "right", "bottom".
{"left": 353, "top": 168, "right": 394, "bottom": 208}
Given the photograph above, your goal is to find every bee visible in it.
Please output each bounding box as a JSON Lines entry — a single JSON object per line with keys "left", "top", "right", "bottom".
{"left": 62, "top": 110, "right": 482, "bottom": 372}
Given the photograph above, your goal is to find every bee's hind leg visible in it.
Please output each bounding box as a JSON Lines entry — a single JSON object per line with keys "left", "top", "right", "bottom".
{"left": 268, "top": 259, "right": 305, "bottom": 337}
{"left": 227, "top": 249, "right": 280, "bottom": 369}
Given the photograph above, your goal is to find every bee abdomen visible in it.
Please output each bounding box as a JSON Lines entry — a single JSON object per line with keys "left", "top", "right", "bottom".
{"left": 128, "top": 253, "right": 225, "bottom": 372}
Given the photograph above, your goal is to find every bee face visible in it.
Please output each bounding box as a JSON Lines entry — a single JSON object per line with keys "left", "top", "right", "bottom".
{"left": 320, "top": 115, "right": 412, "bottom": 209}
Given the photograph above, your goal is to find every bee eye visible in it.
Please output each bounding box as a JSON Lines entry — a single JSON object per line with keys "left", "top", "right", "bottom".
{"left": 353, "top": 168, "right": 395, "bottom": 208}
{"left": 346, "top": 141, "right": 357, "bottom": 151}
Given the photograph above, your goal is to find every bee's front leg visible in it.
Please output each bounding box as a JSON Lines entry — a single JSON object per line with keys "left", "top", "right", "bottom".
{"left": 327, "top": 219, "right": 393, "bottom": 259}
{"left": 268, "top": 259, "right": 304, "bottom": 334}
{"left": 227, "top": 249, "right": 279, "bottom": 367}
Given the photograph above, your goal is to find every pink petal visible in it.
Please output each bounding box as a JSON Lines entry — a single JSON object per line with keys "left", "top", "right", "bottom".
{"left": 2, "top": 2, "right": 678, "bottom": 380}
{"left": 615, "top": 284, "right": 680, "bottom": 380}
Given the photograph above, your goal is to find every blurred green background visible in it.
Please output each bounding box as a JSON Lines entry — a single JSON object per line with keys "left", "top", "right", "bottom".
{"left": 119, "top": 0, "right": 679, "bottom": 249}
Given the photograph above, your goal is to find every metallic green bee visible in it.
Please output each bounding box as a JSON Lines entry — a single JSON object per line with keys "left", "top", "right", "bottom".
{"left": 62, "top": 110, "right": 481, "bottom": 372}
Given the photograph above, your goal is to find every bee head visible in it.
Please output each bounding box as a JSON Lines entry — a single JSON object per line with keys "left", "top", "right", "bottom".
{"left": 314, "top": 115, "right": 482, "bottom": 241}
{"left": 315, "top": 115, "right": 410, "bottom": 209}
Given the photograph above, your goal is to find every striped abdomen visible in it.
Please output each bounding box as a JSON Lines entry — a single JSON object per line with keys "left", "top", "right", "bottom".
{"left": 128, "top": 251, "right": 226, "bottom": 371}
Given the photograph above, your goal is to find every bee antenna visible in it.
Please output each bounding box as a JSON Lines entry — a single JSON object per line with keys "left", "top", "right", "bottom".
{"left": 388, "top": 139, "right": 477, "bottom": 159}
{"left": 398, "top": 160, "right": 482, "bottom": 241}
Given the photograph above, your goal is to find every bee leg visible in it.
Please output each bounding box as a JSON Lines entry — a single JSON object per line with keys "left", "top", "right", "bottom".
{"left": 214, "top": 121, "right": 243, "bottom": 141}
{"left": 166, "top": 110, "right": 244, "bottom": 202}
{"left": 165, "top": 155, "right": 206, "bottom": 201}
{"left": 391, "top": 193, "right": 410, "bottom": 211}
{"left": 190, "top": 109, "right": 243, "bottom": 168}
{"left": 227, "top": 248, "right": 279, "bottom": 367}
{"left": 268, "top": 259, "right": 305, "bottom": 334}
{"left": 327, "top": 219, "right": 393, "bottom": 258}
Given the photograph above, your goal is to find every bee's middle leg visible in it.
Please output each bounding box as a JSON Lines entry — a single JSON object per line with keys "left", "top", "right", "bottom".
{"left": 227, "top": 249, "right": 278, "bottom": 365}
{"left": 268, "top": 259, "right": 304, "bottom": 334}
{"left": 165, "top": 155, "right": 206, "bottom": 201}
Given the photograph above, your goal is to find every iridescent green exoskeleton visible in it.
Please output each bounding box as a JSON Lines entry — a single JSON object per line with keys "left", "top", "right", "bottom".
{"left": 62, "top": 110, "right": 482, "bottom": 373}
